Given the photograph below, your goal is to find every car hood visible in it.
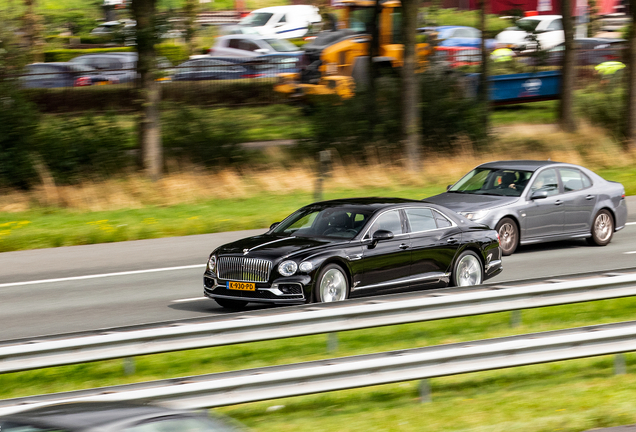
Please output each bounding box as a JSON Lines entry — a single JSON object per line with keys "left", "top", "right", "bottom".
{"left": 215, "top": 234, "right": 345, "bottom": 260}
{"left": 495, "top": 29, "right": 530, "bottom": 44}
{"left": 424, "top": 192, "right": 519, "bottom": 212}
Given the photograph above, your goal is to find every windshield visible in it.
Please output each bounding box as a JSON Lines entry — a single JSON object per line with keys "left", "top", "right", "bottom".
{"left": 239, "top": 12, "right": 273, "bottom": 26}
{"left": 347, "top": 7, "right": 374, "bottom": 33}
{"left": 264, "top": 38, "right": 299, "bottom": 52}
{"left": 449, "top": 168, "right": 533, "bottom": 197}
{"left": 272, "top": 206, "right": 374, "bottom": 239}
{"left": 515, "top": 18, "right": 541, "bottom": 32}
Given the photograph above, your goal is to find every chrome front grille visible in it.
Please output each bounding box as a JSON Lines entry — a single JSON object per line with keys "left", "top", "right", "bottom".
{"left": 217, "top": 257, "right": 272, "bottom": 282}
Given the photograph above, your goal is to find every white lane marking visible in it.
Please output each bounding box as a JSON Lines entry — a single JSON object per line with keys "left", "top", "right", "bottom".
{"left": 625, "top": 251, "right": 636, "bottom": 255}
{"left": 172, "top": 296, "right": 207, "bottom": 303}
{"left": 626, "top": 222, "right": 636, "bottom": 226}
{"left": 0, "top": 264, "right": 207, "bottom": 288}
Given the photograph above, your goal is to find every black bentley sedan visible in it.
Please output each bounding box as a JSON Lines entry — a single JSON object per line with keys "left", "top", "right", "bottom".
{"left": 204, "top": 198, "right": 503, "bottom": 310}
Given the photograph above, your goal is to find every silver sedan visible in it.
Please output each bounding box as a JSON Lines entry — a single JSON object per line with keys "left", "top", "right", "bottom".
{"left": 424, "top": 160, "right": 628, "bottom": 255}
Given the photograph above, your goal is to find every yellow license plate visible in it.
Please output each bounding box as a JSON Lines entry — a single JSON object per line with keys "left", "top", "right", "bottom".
{"left": 228, "top": 281, "right": 255, "bottom": 291}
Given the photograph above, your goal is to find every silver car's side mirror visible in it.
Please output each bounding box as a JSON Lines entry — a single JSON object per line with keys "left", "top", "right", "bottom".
{"left": 530, "top": 190, "right": 549, "bottom": 200}
{"left": 269, "top": 222, "right": 280, "bottom": 230}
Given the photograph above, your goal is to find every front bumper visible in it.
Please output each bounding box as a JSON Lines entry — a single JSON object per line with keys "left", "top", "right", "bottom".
{"left": 203, "top": 274, "right": 310, "bottom": 304}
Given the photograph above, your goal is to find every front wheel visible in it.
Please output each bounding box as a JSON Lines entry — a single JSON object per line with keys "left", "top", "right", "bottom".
{"left": 496, "top": 217, "right": 519, "bottom": 256}
{"left": 451, "top": 250, "right": 484, "bottom": 287}
{"left": 315, "top": 264, "right": 349, "bottom": 303}
{"left": 587, "top": 209, "right": 614, "bottom": 246}
{"left": 214, "top": 298, "right": 248, "bottom": 311}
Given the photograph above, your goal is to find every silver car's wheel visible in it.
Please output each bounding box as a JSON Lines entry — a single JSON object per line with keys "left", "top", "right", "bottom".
{"left": 496, "top": 217, "right": 519, "bottom": 256}
{"left": 316, "top": 264, "right": 349, "bottom": 303}
{"left": 452, "top": 251, "right": 483, "bottom": 287}
{"left": 588, "top": 209, "right": 614, "bottom": 246}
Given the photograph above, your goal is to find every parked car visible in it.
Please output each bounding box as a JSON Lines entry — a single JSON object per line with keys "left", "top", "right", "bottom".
{"left": 69, "top": 53, "right": 173, "bottom": 83}
{"left": 224, "top": 5, "right": 321, "bottom": 39}
{"left": 435, "top": 46, "right": 481, "bottom": 68}
{"left": 21, "top": 63, "right": 113, "bottom": 88}
{"left": 209, "top": 34, "right": 301, "bottom": 58}
{"left": 420, "top": 26, "right": 497, "bottom": 50}
{"left": 203, "top": 198, "right": 502, "bottom": 310}
{"left": 424, "top": 161, "right": 627, "bottom": 256}
{"left": 0, "top": 401, "right": 244, "bottom": 431}
{"left": 495, "top": 15, "right": 564, "bottom": 51}
{"left": 173, "top": 57, "right": 266, "bottom": 81}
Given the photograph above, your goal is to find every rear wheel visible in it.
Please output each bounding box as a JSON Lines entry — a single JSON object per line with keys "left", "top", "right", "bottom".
{"left": 214, "top": 298, "right": 248, "bottom": 311}
{"left": 315, "top": 264, "right": 349, "bottom": 303}
{"left": 452, "top": 250, "right": 483, "bottom": 287}
{"left": 496, "top": 217, "right": 519, "bottom": 256}
{"left": 587, "top": 209, "right": 614, "bottom": 246}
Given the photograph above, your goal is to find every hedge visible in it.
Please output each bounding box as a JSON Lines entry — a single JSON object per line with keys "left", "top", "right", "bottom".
{"left": 43, "top": 44, "right": 187, "bottom": 65}
{"left": 21, "top": 79, "right": 285, "bottom": 113}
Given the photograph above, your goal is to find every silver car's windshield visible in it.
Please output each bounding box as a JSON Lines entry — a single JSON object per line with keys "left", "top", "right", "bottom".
{"left": 272, "top": 206, "right": 373, "bottom": 239}
{"left": 449, "top": 168, "right": 533, "bottom": 197}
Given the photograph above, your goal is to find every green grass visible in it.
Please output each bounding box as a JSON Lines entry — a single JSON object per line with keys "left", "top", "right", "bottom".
{"left": 0, "top": 185, "right": 444, "bottom": 252}
{"left": 3, "top": 298, "right": 636, "bottom": 431}
{"left": 491, "top": 101, "right": 559, "bottom": 125}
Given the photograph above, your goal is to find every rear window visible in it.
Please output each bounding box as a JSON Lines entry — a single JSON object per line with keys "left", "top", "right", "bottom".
{"left": 264, "top": 38, "right": 298, "bottom": 52}
{"left": 239, "top": 12, "right": 273, "bottom": 26}
{"left": 515, "top": 18, "right": 541, "bottom": 32}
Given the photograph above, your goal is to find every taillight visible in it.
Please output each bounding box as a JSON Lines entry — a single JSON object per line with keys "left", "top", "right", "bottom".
{"left": 206, "top": 48, "right": 212, "bottom": 54}
{"left": 74, "top": 76, "right": 92, "bottom": 87}
{"left": 622, "top": 194, "right": 626, "bottom": 199}
{"left": 240, "top": 73, "right": 265, "bottom": 78}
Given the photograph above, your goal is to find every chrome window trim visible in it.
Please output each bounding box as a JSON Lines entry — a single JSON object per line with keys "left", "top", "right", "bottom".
{"left": 402, "top": 207, "right": 457, "bottom": 235}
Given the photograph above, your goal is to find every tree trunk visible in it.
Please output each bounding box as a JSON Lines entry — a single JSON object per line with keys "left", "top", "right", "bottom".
{"left": 23, "top": 0, "right": 44, "bottom": 62}
{"left": 478, "top": 0, "right": 489, "bottom": 134}
{"left": 131, "top": 0, "right": 162, "bottom": 181}
{"left": 401, "top": 0, "right": 420, "bottom": 172}
{"left": 367, "top": 0, "right": 381, "bottom": 138}
{"left": 184, "top": 0, "right": 198, "bottom": 56}
{"left": 559, "top": 0, "right": 576, "bottom": 132}
{"left": 625, "top": 3, "right": 636, "bottom": 149}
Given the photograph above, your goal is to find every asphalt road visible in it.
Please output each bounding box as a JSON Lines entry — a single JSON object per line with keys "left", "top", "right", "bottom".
{"left": 0, "top": 198, "right": 634, "bottom": 340}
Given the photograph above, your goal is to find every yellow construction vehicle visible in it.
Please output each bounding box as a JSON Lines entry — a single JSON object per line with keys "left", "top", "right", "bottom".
{"left": 275, "top": 0, "right": 430, "bottom": 100}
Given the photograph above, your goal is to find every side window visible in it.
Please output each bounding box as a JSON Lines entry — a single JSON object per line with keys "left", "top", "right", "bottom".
{"left": 228, "top": 38, "right": 241, "bottom": 49}
{"left": 391, "top": 9, "right": 402, "bottom": 44}
{"left": 278, "top": 14, "right": 286, "bottom": 23}
{"left": 547, "top": 19, "right": 563, "bottom": 31}
{"left": 560, "top": 168, "right": 591, "bottom": 192}
{"left": 366, "top": 210, "right": 403, "bottom": 238}
{"left": 405, "top": 208, "right": 437, "bottom": 232}
{"left": 529, "top": 168, "right": 559, "bottom": 197}
{"left": 433, "top": 210, "right": 452, "bottom": 228}
{"left": 239, "top": 40, "right": 260, "bottom": 51}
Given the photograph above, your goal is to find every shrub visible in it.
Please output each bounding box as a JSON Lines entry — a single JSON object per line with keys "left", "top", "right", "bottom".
{"left": 162, "top": 104, "right": 247, "bottom": 166}
{"left": 577, "top": 83, "right": 624, "bottom": 138}
{"left": 156, "top": 43, "right": 188, "bottom": 66}
{"left": 34, "top": 113, "right": 133, "bottom": 184}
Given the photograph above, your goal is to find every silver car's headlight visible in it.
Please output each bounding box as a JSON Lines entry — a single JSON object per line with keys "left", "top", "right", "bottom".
{"left": 207, "top": 255, "right": 217, "bottom": 274}
{"left": 458, "top": 210, "right": 489, "bottom": 220}
{"left": 278, "top": 260, "right": 298, "bottom": 277}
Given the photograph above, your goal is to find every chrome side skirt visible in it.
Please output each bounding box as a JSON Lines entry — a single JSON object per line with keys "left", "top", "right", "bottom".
{"left": 353, "top": 272, "right": 450, "bottom": 291}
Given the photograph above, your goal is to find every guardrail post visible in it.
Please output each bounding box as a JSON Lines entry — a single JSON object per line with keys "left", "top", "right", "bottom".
{"left": 327, "top": 332, "right": 338, "bottom": 353}
{"left": 419, "top": 379, "right": 431, "bottom": 403}
{"left": 614, "top": 353, "right": 626, "bottom": 375}
{"left": 123, "top": 357, "right": 136, "bottom": 375}
{"left": 510, "top": 310, "right": 522, "bottom": 328}
{"left": 314, "top": 150, "right": 331, "bottom": 202}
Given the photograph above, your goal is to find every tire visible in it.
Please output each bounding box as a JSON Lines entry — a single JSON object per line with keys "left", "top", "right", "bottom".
{"left": 214, "top": 298, "right": 248, "bottom": 311}
{"left": 587, "top": 209, "right": 614, "bottom": 246}
{"left": 496, "top": 217, "right": 519, "bottom": 256}
{"left": 314, "top": 264, "right": 349, "bottom": 303}
{"left": 451, "top": 250, "right": 484, "bottom": 287}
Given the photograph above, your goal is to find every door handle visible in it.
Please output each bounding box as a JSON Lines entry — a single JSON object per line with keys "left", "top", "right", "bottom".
{"left": 554, "top": 200, "right": 563, "bottom": 205}
{"left": 585, "top": 195, "right": 595, "bottom": 200}
{"left": 447, "top": 238, "right": 459, "bottom": 244}
{"left": 399, "top": 243, "right": 410, "bottom": 250}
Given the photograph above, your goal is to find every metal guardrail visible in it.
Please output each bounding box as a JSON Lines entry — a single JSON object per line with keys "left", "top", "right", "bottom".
{"left": 1, "top": 271, "right": 636, "bottom": 374}
{"left": 1, "top": 319, "right": 636, "bottom": 416}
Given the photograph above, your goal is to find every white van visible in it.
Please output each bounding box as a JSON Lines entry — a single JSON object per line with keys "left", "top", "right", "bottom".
{"left": 235, "top": 5, "right": 321, "bottom": 39}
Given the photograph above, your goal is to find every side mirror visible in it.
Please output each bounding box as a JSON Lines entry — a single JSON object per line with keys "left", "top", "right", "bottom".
{"left": 530, "top": 190, "right": 549, "bottom": 200}
{"left": 269, "top": 222, "right": 280, "bottom": 230}
{"left": 255, "top": 48, "right": 269, "bottom": 54}
{"left": 372, "top": 229, "right": 394, "bottom": 241}
{"left": 446, "top": 184, "right": 452, "bottom": 191}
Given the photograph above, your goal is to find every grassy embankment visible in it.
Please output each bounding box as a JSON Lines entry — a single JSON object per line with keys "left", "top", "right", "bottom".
{"left": 1, "top": 101, "right": 635, "bottom": 252}
{"left": 2, "top": 295, "right": 636, "bottom": 431}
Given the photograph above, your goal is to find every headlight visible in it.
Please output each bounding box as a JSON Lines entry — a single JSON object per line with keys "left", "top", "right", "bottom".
{"left": 278, "top": 260, "right": 298, "bottom": 277}
{"left": 458, "top": 210, "right": 489, "bottom": 220}
{"left": 207, "top": 255, "right": 217, "bottom": 274}
{"left": 299, "top": 261, "right": 313, "bottom": 273}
